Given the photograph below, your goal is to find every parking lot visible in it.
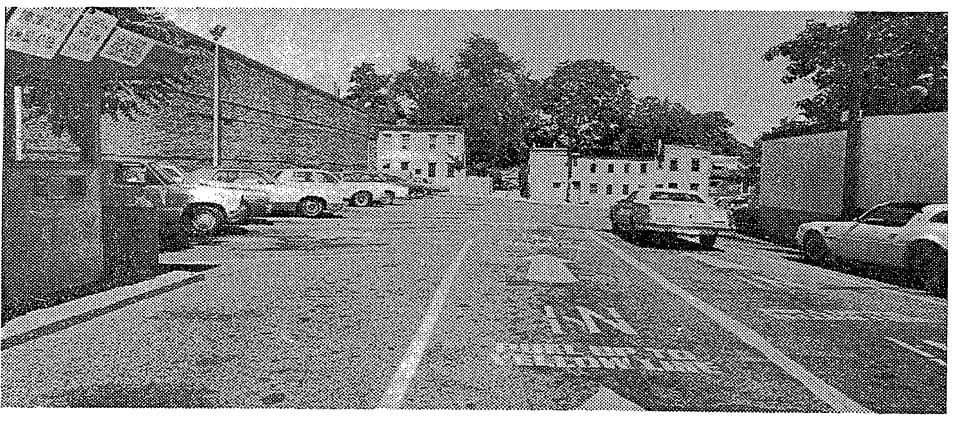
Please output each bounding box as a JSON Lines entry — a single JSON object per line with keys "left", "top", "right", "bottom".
{"left": 1, "top": 195, "right": 946, "bottom": 411}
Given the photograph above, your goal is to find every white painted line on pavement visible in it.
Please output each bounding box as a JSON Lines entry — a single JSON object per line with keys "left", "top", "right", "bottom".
{"left": 592, "top": 231, "right": 872, "bottom": 413}
{"left": 886, "top": 337, "right": 947, "bottom": 367}
{"left": 922, "top": 339, "right": 947, "bottom": 351}
{"left": 378, "top": 239, "right": 474, "bottom": 409}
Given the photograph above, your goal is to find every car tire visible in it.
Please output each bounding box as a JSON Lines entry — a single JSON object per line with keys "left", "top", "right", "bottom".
{"left": 700, "top": 234, "right": 717, "bottom": 248}
{"left": 907, "top": 242, "right": 947, "bottom": 297}
{"left": 297, "top": 197, "right": 326, "bottom": 218}
{"left": 383, "top": 191, "right": 396, "bottom": 205}
{"left": 186, "top": 205, "right": 223, "bottom": 236}
{"left": 352, "top": 191, "right": 373, "bottom": 207}
{"left": 802, "top": 231, "right": 830, "bottom": 265}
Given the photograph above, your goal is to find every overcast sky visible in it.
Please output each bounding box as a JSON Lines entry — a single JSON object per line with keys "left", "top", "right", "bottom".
{"left": 165, "top": 8, "right": 851, "bottom": 144}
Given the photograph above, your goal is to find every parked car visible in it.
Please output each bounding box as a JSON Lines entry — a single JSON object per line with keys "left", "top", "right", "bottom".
{"left": 610, "top": 189, "right": 732, "bottom": 247}
{"left": 795, "top": 202, "right": 948, "bottom": 296}
{"left": 274, "top": 169, "right": 408, "bottom": 206}
{"left": 187, "top": 168, "right": 345, "bottom": 217}
{"left": 107, "top": 161, "right": 249, "bottom": 236}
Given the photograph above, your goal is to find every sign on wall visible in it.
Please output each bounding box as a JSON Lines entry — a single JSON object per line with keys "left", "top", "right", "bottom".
{"left": 99, "top": 27, "right": 156, "bottom": 67}
{"left": 4, "top": 7, "right": 83, "bottom": 59}
{"left": 59, "top": 9, "right": 118, "bottom": 62}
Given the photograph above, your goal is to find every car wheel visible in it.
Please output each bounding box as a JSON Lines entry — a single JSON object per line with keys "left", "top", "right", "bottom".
{"left": 186, "top": 205, "right": 223, "bottom": 236}
{"left": 297, "top": 197, "right": 326, "bottom": 218}
{"left": 907, "top": 242, "right": 947, "bottom": 297}
{"left": 383, "top": 191, "right": 396, "bottom": 205}
{"left": 352, "top": 191, "right": 373, "bottom": 207}
{"left": 700, "top": 234, "right": 717, "bottom": 248}
{"left": 802, "top": 231, "right": 830, "bottom": 265}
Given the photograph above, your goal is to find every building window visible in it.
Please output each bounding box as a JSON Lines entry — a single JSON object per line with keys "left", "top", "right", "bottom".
{"left": 590, "top": 163, "right": 597, "bottom": 173}
{"left": 553, "top": 182, "right": 562, "bottom": 188}
{"left": 400, "top": 162, "right": 409, "bottom": 171}
{"left": 607, "top": 164, "right": 614, "bottom": 173}
{"left": 401, "top": 134, "right": 410, "bottom": 150}
{"left": 606, "top": 184, "right": 613, "bottom": 195}
{"left": 382, "top": 133, "right": 392, "bottom": 139}
{"left": 572, "top": 181, "right": 580, "bottom": 190}
{"left": 622, "top": 184, "right": 629, "bottom": 194}
{"left": 691, "top": 158, "right": 700, "bottom": 172}
{"left": 655, "top": 184, "right": 664, "bottom": 188}
{"left": 690, "top": 183, "right": 700, "bottom": 191}
{"left": 447, "top": 164, "right": 455, "bottom": 178}
{"left": 589, "top": 183, "right": 598, "bottom": 194}
{"left": 428, "top": 163, "right": 436, "bottom": 177}
{"left": 668, "top": 183, "right": 678, "bottom": 189}
{"left": 447, "top": 134, "right": 456, "bottom": 145}
{"left": 429, "top": 134, "right": 438, "bottom": 150}
{"left": 638, "top": 184, "right": 646, "bottom": 188}
{"left": 414, "top": 168, "right": 422, "bottom": 175}
{"left": 670, "top": 159, "right": 678, "bottom": 171}
{"left": 382, "top": 163, "right": 391, "bottom": 169}
{"left": 640, "top": 163, "right": 648, "bottom": 173}
{"left": 623, "top": 164, "right": 630, "bottom": 173}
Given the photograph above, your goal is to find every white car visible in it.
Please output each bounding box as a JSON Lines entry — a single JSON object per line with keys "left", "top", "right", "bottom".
{"left": 795, "top": 202, "right": 947, "bottom": 296}
{"left": 609, "top": 189, "right": 732, "bottom": 247}
{"left": 188, "top": 168, "right": 346, "bottom": 218}
{"left": 274, "top": 169, "right": 408, "bottom": 206}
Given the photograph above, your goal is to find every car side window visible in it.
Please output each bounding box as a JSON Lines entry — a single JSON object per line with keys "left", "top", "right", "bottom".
{"left": 115, "top": 165, "right": 147, "bottom": 185}
{"left": 292, "top": 171, "right": 314, "bottom": 182}
{"left": 859, "top": 205, "right": 919, "bottom": 227}
{"left": 929, "top": 211, "right": 947, "bottom": 224}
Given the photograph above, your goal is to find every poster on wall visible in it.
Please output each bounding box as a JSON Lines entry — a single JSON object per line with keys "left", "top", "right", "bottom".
{"left": 98, "top": 27, "right": 157, "bottom": 67}
{"left": 59, "top": 9, "right": 119, "bottom": 62}
{"left": 4, "top": 7, "right": 83, "bottom": 59}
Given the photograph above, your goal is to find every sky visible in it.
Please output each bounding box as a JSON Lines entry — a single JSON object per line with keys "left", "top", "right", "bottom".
{"left": 164, "top": 8, "right": 851, "bottom": 144}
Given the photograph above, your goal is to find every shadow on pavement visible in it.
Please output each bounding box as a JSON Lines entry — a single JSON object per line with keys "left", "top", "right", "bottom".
{"left": 607, "top": 229, "right": 725, "bottom": 253}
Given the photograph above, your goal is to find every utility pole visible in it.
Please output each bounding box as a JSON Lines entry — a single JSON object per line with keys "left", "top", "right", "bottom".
{"left": 210, "top": 25, "right": 226, "bottom": 167}
{"left": 840, "top": 14, "right": 866, "bottom": 220}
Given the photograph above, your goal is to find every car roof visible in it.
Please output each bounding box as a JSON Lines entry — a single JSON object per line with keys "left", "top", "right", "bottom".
{"left": 879, "top": 201, "right": 944, "bottom": 212}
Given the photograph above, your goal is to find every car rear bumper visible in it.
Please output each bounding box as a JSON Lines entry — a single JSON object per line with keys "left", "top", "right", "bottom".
{"left": 631, "top": 222, "right": 732, "bottom": 237}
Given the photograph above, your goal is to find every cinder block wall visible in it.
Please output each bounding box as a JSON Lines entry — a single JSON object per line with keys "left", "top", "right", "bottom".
{"left": 101, "top": 48, "right": 374, "bottom": 172}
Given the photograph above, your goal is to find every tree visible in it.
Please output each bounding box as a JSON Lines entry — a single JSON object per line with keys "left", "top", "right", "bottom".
{"left": 764, "top": 12, "right": 947, "bottom": 126}
{"left": 542, "top": 59, "right": 636, "bottom": 155}
{"left": 391, "top": 57, "right": 457, "bottom": 125}
{"left": 452, "top": 34, "right": 535, "bottom": 172}
{"left": 344, "top": 62, "right": 400, "bottom": 123}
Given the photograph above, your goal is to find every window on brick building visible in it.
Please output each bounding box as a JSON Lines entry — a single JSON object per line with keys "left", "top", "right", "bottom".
{"left": 690, "top": 183, "right": 700, "bottom": 191}
{"left": 428, "top": 163, "right": 436, "bottom": 177}
{"left": 623, "top": 164, "right": 630, "bottom": 173}
{"left": 670, "top": 159, "right": 678, "bottom": 171}
{"left": 640, "top": 163, "right": 648, "bottom": 173}
{"left": 590, "top": 163, "right": 597, "bottom": 173}
{"left": 400, "top": 162, "right": 409, "bottom": 170}
{"left": 589, "top": 183, "right": 598, "bottom": 194}
{"left": 607, "top": 164, "right": 614, "bottom": 173}
{"left": 622, "top": 184, "right": 629, "bottom": 194}
{"left": 691, "top": 158, "right": 700, "bottom": 172}
{"left": 606, "top": 184, "right": 613, "bottom": 195}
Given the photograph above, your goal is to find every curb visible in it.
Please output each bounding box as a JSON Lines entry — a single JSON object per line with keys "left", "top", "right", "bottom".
{"left": 1, "top": 270, "right": 205, "bottom": 350}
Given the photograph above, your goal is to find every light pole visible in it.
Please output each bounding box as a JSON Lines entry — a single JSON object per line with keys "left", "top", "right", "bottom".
{"left": 210, "top": 24, "right": 226, "bottom": 167}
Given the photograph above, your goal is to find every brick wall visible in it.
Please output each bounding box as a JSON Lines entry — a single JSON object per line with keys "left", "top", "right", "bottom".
{"left": 100, "top": 47, "right": 374, "bottom": 172}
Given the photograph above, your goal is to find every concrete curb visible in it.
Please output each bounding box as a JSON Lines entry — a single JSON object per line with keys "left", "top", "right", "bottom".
{"left": 1, "top": 270, "right": 205, "bottom": 349}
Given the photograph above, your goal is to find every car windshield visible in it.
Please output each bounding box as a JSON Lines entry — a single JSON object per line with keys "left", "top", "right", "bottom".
{"left": 648, "top": 191, "right": 706, "bottom": 203}
{"left": 154, "top": 165, "right": 181, "bottom": 184}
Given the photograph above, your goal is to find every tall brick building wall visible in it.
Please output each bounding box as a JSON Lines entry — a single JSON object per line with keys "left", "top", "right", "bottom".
{"left": 98, "top": 46, "right": 375, "bottom": 172}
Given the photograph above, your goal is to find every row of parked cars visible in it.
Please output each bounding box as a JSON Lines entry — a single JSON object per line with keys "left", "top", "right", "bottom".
{"left": 108, "top": 161, "right": 443, "bottom": 241}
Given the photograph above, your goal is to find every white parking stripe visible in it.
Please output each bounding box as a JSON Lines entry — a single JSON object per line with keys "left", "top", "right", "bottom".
{"left": 593, "top": 232, "right": 872, "bottom": 413}
{"left": 378, "top": 239, "right": 474, "bottom": 409}
{"left": 886, "top": 337, "right": 947, "bottom": 367}
{"left": 922, "top": 340, "right": 947, "bottom": 351}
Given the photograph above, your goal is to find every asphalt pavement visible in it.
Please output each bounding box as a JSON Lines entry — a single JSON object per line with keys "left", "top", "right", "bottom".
{"left": 1, "top": 195, "right": 946, "bottom": 412}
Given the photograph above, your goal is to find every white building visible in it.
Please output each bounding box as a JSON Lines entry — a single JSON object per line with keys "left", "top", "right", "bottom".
{"left": 374, "top": 124, "right": 466, "bottom": 189}
{"left": 710, "top": 155, "right": 743, "bottom": 172}
{"left": 527, "top": 145, "right": 712, "bottom": 206}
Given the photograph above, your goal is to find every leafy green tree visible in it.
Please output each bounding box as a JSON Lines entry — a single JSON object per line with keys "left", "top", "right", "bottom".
{"left": 452, "top": 34, "right": 535, "bottom": 173}
{"left": 542, "top": 59, "right": 636, "bottom": 155}
{"left": 764, "top": 12, "right": 947, "bottom": 126}
{"left": 391, "top": 57, "right": 457, "bottom": 125}
{"left": 344, "top": 62, "right": 400, "bottom": 123}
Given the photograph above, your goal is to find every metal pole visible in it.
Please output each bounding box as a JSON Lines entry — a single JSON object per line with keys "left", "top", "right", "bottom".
{"left": 212, "top": 40, "right": 221, "bottom": 167}
{"left": 565, "top": 148, "right": 573, "bottom": 203}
